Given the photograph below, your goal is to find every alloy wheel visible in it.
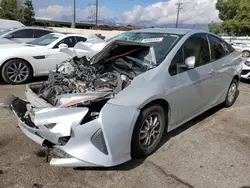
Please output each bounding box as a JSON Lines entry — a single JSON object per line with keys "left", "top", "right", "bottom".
{"left": 6, "top": 62, "right": 29, "bottom": 84}
{"left": 139, "top": 113, "right": 162, "bottom": 150}
{"left": 227, "top": 82, "right": 237, "bottom": 104}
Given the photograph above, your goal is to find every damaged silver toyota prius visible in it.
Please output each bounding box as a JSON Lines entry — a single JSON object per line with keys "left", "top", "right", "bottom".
{"left": 1, "top": 28, "right": 243, "bottom": 167}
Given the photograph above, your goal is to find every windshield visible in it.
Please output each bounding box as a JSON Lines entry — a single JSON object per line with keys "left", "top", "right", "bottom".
{"left": 27, "top": 33, "right": 60, "bottom": 46}
{"left": 0, "top": 28, "right": 13, "bottom": 36}
{"left": 107, "top": 32, "right": 182, "bottom": 64}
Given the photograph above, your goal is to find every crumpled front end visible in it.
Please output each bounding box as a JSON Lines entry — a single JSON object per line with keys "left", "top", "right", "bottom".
{"left": 3, "top": 94, "right": 139, "bottom": 167}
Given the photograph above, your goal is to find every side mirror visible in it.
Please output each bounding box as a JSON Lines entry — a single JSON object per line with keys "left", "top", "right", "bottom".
{"left": 59, "top": 43, "right": 68, "bottom": 52}
{"left": 5, "top": 34, "right": 14, "bottom": 39}
{"left": 185, "top": 56, "right": 195, "bottom": 69}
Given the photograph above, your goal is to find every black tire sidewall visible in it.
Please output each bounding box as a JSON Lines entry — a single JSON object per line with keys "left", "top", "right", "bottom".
{"left": 225, "top": 79, "right": 239, "bottom": 107}
{"left": 131, "top": 104, "right": 166, "bottom": 158}
{"left": 1, "top": 60, "right": 31, "bottom": 84}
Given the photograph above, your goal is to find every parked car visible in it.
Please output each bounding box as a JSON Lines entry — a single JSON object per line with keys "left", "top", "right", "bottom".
{"left": 2, "top": 28, "right": 243, "bottom": 167}
{"left": 231, "top": 42, "right": 250, "bottom": 57}
{"left": 0, "top": 27, "right": 54, "bottom": 44}
{"left": 0, "top": 33, "right": 88, "bottom": 84}
{"left": 241, "top": 59, "right": 250, "bottom": 79}
{"left": 0, "top": 19, "right": 24, "bottom": 30}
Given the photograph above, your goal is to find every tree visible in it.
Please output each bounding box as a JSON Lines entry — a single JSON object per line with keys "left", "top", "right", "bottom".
{"left": 0, "top": 0, "right": 20, "bottom": 20}
{"left": 235, "top": 0, "right": 250, "bottom": 22}
{"left": 0, "top": 0, "right": 35, "bottom": 25}
{"left": 21, "top": 0, "right": 35, "bottom": 25}
{"left": 216, "top": 0, "right": 240, "bottom": 21}
{"left": 209, "top": 0, "right": 250, "bottom": 36}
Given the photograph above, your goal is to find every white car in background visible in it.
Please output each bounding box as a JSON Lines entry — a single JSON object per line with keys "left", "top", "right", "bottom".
{"left": 231, "top": 42, "right": 250, "bottom": 57}
{"left": 241, "top": 59, "right": 250, "bottom": 79}
{"left": 0, "top": 33, "right": 88, "bottom": 84}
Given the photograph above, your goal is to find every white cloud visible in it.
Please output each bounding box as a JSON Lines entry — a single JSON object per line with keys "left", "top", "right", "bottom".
{"left": 122, "top": 0, "right": 220, "bottom": 25}
{"left": 37, "top": 5, "right": 113, "bottom": 22}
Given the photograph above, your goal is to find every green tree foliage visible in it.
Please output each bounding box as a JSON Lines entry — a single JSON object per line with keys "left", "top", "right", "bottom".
{"left": 0, "top": 0, "right": 35, "bottom": 25}
{"left": 216, "top": 0, "right": 240, "bottom": 21}
{"left": 209, "top": 0, "right": 250, "bottom": 36}
{"left": 22, "top": 0, "right": 35, "bottom": 25}
{"left": 0, "top": 0, "right": 20, "bottom": 20}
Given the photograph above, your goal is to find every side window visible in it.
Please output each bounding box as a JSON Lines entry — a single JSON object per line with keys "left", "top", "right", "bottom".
{"left": 169, "top": 34, "right": 210, "bottom": 76}
{"left": 209, "top": 35, "right": 227, "bottom": 61}
{"left": 34, "top": 30, "right": 52, "bottom": 38}
{"left": 53, "top": 37, "right": 77, "bottom": 48}
{"left": 223, "top": 41, "right": 235, "bottom": 54}
{"left": 76, "top": 36, "right": 87, "bottom": 42}
{"left": 12, "top": 29, "right": 34, "bottom": 38}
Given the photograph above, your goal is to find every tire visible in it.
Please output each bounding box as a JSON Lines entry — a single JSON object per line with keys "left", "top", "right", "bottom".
{"left": 131, "top": 104, "right": 166, "bottom": 158}
{"left": 224, "top": 79, "right": 239, "bottom": 107}
{"left": 242, "top": 50, "right": 250, "bottom": 57}
{"left": 1, "top": 59, "right": 32, "bottom": 84}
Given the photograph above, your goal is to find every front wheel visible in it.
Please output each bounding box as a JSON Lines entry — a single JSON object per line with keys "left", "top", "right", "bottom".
{"left": 1, "top": 59, "right": 32, "bottom": 84}
{"left": 131, "top": 104, "right": 166, "bottom": 158}
{"left": 224, "top": 79, "right": 239, "bottom": 107}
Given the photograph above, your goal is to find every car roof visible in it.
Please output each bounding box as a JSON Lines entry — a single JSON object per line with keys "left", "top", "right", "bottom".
{"left": 13, "top": 27, "right": 53, "bottom": 31}
{"left": 128, "top": 28, "right": 206, "bottom": 35}
{"left": 50, "top": 32, "right": 87, "bottom": 38}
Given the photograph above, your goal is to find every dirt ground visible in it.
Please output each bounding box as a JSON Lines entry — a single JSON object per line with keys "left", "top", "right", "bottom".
{"left": 0, "top": 78, "right": 250, "bottom": 188}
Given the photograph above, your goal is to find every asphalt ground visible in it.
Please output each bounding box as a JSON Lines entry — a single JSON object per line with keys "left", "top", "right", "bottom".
{"left": 0, "top": 77, "right": 250, "bottom": 188}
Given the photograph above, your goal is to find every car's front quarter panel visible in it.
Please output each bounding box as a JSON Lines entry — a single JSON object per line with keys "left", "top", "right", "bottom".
{"left": 58, "top": 103, "right": 140, "bottom": 167}
{"left": 0, "top": 45, "right": 49, "bottom": 76}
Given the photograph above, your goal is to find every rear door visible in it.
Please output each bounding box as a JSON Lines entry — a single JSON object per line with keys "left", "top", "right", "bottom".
{"left": 208, "top": 35, "right": 236, "bottom": 104}
{"left": 167, "top": 33, "right": 213, "bottom": 125}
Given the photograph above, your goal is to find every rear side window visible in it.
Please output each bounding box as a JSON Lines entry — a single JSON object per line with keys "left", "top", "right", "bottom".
{"left": 12, "top": 29, "right": 34, "bottom": 38}
{"left": 76, "top": 36, "right": 87, "bottom": 42}
{"left": 34, "top": 30, "right": 52, "bottom": 38}
{"left": 208, "top": 35, "right": 227, "bottom": 61}
{"left": 169, "top": 33, "right": 210, "bottom": 76}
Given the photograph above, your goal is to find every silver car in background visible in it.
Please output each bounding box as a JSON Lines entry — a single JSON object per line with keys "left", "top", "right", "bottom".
{"left": 3, "top": 28, "right": 243, "bottom": 167}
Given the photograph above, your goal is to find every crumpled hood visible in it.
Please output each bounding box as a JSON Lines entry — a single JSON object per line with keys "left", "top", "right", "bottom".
{"left": 56, "top": 92, "right": 113, "bottom": 107}
{"left": 90, "top": 40, "right": 157, "bottom": 65}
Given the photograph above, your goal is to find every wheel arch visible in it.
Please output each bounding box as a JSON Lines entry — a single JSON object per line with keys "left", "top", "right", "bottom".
{"left": 233, "top": 74, "right": 240, "bottom": 82}
{"left": 139, "top": 98, "right": 171, "bottom": 131}
{"left": 0, "top": 58, "right": 34, "bottom": 76}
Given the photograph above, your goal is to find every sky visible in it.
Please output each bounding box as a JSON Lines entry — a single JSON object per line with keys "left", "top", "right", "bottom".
{"left": 32, "top": 0, "right": 220, "bottom": 26}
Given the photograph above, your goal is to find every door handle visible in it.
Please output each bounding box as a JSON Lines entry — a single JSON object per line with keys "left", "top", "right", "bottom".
{"left": 208, "top": 69, "right": 216, "bottom": 75}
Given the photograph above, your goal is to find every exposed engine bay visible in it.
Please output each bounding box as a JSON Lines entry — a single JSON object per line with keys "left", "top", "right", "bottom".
{"left": 29, "top": 40, "right": 156, "bottom": 106}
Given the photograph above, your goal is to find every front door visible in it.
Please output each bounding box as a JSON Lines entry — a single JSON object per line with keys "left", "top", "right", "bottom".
{"left": 167, "top": 33, "right": 213, "bottom": 125}
{"left": 45, "top": 36, "right": 78, "bottom": 73}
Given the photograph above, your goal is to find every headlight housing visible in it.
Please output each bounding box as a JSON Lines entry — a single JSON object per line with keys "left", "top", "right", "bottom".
{"left": 245, "top": 61, "right": 250, "bottom": 67}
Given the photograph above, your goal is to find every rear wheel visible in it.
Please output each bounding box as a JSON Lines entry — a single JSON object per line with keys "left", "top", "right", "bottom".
{"left": 1, "top": 59, "right": 32, "bottom": 84}
{"left": 225, "top": 79, "right": 239, "bottom": 107}
{"left": 131, "top": 104, "right": 166, "bottom": 158}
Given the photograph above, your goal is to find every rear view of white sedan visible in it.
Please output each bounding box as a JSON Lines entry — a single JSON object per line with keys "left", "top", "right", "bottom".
{"left": 0, "top": 33, "right": 87, "bottom": 84}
